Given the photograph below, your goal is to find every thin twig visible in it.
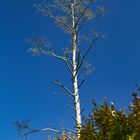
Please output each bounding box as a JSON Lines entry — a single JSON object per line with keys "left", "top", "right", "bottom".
{"left": 66, "top": 104, "right": 76, "bottom": 111}
{"left": 78, "top": 80, "right": 85, "bottom": 89}
{"left": 53, "top": 92, "right": 74, "bottom": 101}
{"left": 76, "top": 37, "right": 98, "bottom": 74}
{"left": 34, "top": 3, "right": 73, "bottom": 32}
{"left": 74, "top": 1, "right": 93, "bottom": 29}
{"left": 24, "top": 127, "right": 72, "bottom": 139}
{"left": 52, "top": 81, "right": 74, "bottom": 98}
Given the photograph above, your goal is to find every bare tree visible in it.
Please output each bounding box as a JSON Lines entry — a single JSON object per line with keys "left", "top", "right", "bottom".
{"left": 15, "top": 0, "right": 106, "bottom": 139}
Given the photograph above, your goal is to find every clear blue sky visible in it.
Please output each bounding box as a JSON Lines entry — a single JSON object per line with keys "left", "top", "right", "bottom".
{"left": 0, "top": 0, "right": 140, "bottom": 140}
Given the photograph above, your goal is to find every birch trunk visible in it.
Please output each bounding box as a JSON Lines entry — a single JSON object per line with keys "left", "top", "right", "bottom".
{"left": 71, "top": 2, "right": 82, "bottom": 139}
{"left": 72, "top": 34, "right": 82, "bottom": 138}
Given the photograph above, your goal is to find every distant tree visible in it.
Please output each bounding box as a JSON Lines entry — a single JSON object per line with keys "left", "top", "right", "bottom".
{"left": 15, "top": 0, "right": 106, "bottom": 139}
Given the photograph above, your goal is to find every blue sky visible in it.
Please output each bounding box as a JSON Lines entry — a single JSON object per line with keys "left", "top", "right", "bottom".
{"left": 0, "top": 0, "right": 140, "bottom": 140}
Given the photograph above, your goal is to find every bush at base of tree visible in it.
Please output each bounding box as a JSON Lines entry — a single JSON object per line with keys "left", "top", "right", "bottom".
{"left": 80, "top": 88, "right": 140, "bottom": 140}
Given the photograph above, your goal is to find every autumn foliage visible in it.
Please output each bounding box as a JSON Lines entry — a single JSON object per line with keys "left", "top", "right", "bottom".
{"left": 80, "top": 88, "right": 140, "bottom": 140}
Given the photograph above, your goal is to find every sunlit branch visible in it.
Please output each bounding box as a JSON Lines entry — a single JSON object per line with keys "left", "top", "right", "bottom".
{"left": 64, "top": 128, "right": 76, "bottom": 134}
{"left": 38, "top": 47, "right": 73, "bottom": 74}
{"left": 18, "top": 125, "right": 72, "bottom": 139}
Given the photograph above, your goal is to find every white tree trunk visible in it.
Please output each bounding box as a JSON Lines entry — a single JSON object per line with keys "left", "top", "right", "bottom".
{"left": 71, "top": 2, "right": 82, "bottom": 139}
{"left": 72, "top": 41, "right": 82, "bottom": 133}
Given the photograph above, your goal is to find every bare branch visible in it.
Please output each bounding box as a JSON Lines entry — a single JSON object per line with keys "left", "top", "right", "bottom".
{"left": 24, "top": 127, "right": 62, "bottom": 137}
{"left": 72, "top": 116, "right": 78, "bottom": 123}
{"left": 53, "top": 92, "right": 74, "bottom": 101}
{"left": 64, "top": 128, "right": 76, "bottom": 134}
{"left": 52, "top": 80, "right": 74, "bottom": 98}
{"left": 65, "top": 58, "right": 73, "bottom": 74}
{"left": 76, "top": 48, "right": 82, "bottom": 72}
{"left": 34, "top": 3, "right": 73, "bottom": 32}
{"left": 80, "top": 61, "right": 94, "bottom": 77}
{"left": 41, "top": 49, "right": 73, "bottom": 74}
{"left": 76, "top": 37, "right": 98, "bottom": 73}
{"left": 74, "top": 2, "right": 91, "bottom": 29}
{"left": 16, "top": 122, "right": 72, "bottom": 139}
{"left": 28, "top": 38, "right": 73, "bottom": 74}
{"left": 80, "top": 108, "right": 85, "bottom": 115}
{"left": 78, "top": 80, "right": 85, "bottom": 89}
{"left": 66, "top": 104, "right": 76, "bottom": 111}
